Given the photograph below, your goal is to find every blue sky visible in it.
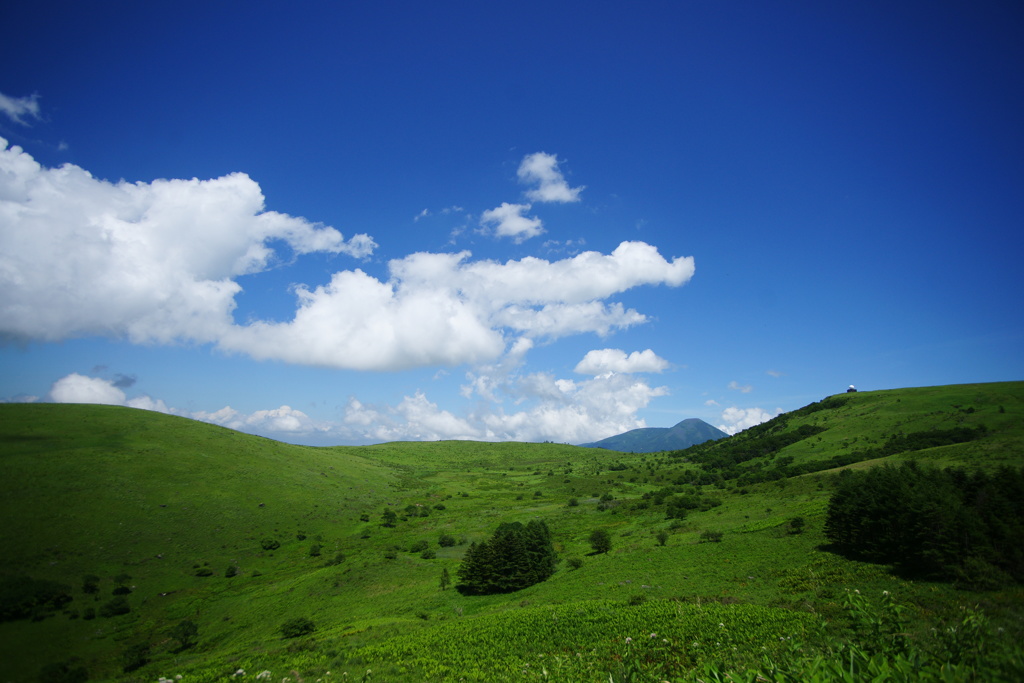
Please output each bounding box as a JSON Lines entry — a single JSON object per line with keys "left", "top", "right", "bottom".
{"left": 2, "top": 1, "right": 1022, "bottom": 445}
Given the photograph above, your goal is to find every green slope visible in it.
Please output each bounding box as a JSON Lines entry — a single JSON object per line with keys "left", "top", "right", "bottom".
{"left": 1, "top": 382, "right": 1022, "bottom": 682}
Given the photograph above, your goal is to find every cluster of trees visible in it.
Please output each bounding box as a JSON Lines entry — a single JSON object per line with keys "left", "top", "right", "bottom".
{"left": 457, "top": 520, "right": 556, "bottom": 594}
{"left": 825, "top": 462, "right": 1024, "bottom": 588}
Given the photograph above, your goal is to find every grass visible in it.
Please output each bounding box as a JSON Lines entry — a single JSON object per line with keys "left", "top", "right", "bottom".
{"left": 0, "top": 381, "right": 1022, "bottom": 681}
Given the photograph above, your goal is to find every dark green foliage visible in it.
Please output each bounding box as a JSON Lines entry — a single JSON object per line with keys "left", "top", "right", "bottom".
{"left": 224, "top": 565, "right": 238, "bottom": 578}
{"left": 98, "top": 596, "right": 130, "bottom": 618}
{"left": 359, "top": 513, "right": 370, "bottom": 522}
{"left": 324, "top": 551, "right": 346, "bottom": 566}
{"left": 82, "top": 608, "right": 94, "bottom": 620}
{"left": 787, "top": 516, "right": 805, "bottom": 534}
{"left": 308, "top": 543, "right": 322, "bottom": 557}
{"left": 421, "top": 548, "right": 436, "bottom": 559}
{"left": 456, "top": 520, "right": 557, "bottom": 594}
{"left": 656, "top": 530, "right": 669, "bottom": 546}
{"left": 627, "top": 594, "right": 647, "bottom": 606}
{"left": 113, "top": 573, "right": 131, "bottom": 585}
{"left": 169, "top": 619, "right": 199, "bottom": 651}
{"left": 260, "top": 539, "right": 281, "bottom": 551}
{"left": 0, "top": 576, "right": 73, "bottom": 623}
{"left": 194, "top": 567, "right": 213, "bottom": 577}
{"left": 38, "top": 660, "right": 88, "bottom": 683}
{"left": 409, "top": 540, "right": 429, "bottom": 553}
{"left": 111, "top": 585, "right": 131, "bottom": 595}
{"left": 280, "top": 616, "right": 316, "bottom": 638}
{"left": 381, "top": 509, "right": 398, "bottom": 527}
{"left": 700, "top": 530, "right": 723, "bottom": 543}
{"left": 81, "top": 575, "right": 100, "bottom": 595}
{"left": 438, "top": 533, "right": 456, "bottom": 547}
{"left": 567, "top": 497, "right": 579, "bottom": 507}
{"left": 121, "top": 643, "right": 150, "bottom": 673}
{"left": 566, "top": 557, "right": 584, "bottom": 570}
{"left": 439, "top": 567, "right": 451, "bottom": 591}
{"left": 825, "top": 463, "right": 1024, "bottom": 585}
{"left": 589, "top": 529, "right": 611, "bottom": 554}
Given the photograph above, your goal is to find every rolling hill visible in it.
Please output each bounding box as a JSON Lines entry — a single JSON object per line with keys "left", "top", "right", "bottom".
{"left": 580, "top": 417, "right": 727, "bottom": 452}
{"left": 1, "top": 381, "right": 1022, "bottom": 682}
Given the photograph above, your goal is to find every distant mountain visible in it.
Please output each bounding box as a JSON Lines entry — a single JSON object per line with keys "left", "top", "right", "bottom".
{"left": 580, "top": 418, "right": 728, "bottom": 453}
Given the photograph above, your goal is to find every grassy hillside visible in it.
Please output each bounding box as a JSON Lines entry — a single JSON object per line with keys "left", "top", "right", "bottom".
{"left": 1, "top": 382, "right": 1022, "bottom": 682}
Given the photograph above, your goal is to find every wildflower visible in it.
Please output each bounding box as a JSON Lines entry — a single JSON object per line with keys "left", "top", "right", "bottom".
{"left": 625, "top": 637, "right": 632, "bottom": 644}
{"left": 649, "top": 632, "right": 657, "bottom": 638}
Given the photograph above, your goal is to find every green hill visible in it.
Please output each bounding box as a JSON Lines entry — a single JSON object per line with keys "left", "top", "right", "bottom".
{"left": 1, "top": 381, "right": 1022, "bottom": 682}
{"left": 581, "top": 417, "right": 727, "bottom": 452}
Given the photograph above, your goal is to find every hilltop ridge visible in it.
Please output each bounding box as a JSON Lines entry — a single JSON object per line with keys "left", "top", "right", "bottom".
{"left": 580, "top": 417, "right": 727, "bottom": 452}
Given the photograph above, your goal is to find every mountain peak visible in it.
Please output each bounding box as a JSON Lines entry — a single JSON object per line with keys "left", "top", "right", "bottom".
{"left": 581, "top": 418, "right": 727, "bottom": 453}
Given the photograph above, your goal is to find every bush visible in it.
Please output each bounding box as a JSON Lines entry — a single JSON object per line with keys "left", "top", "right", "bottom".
{"left": 421, "top": 549, "right": 436, "bottom": 560}
{"left": 261, "top": 539, "right": 281, "bottom": 551}
{"left": 169, "top": 619, "right": 198, "bottom": 651}
{"left": 438, "top": 533, "right": 457, "bottom": 547}
{"left": 111, "top": 585, "right": 131, "bottom": 595}
{"left": 700, "top": 530, "right": 723, "bottom": 543}
{"left": 38, "top": 661, "right": 88, "bottom": 683}
{"left": 409, "top": 540, "right": 430, "bottom": 553}
{"left": 308, "top": 543, "right": 322, "bottom": 557}
{"left": 98, "top": 596, "right": 131, "bottom": 618}
{"left": 81, "top": 575, "right": 100, "bottom": 595}
{"left": 324, "top": 551, "right": 346, "bottom": 566}
{"left": 589, "top": 529, "right": 612, "bottom": 554}
{"left": 224, "top": 565, "right": 238, "bottom": 578}
{"left": 656, "top": 530, "right": 669, "bottom": 546}
{"left": 566, "top": 557, "right": 584, "bottom": 570}
{"left": 280, "top": 616, "right": 316, "bottom": 638}
{"left": 0, "top": 576, "right": 73, "bottom": 623}
{"left": 195, "top": 567, "right": 213, "bottom": 577}
{"left": 567, "top": 497, "right": 579, "bottom": 507}
{"left": 121, "top": 643, "right": 150, "bottom": 673}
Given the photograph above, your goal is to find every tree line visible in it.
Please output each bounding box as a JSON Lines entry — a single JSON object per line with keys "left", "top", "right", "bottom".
{"left": 824, "top": 461, "right": 1024, "bottom": 588}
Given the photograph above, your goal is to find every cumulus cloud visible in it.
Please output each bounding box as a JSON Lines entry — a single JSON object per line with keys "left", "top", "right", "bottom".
{"left": 0, "top": 92, "right": 41, "bottom": 125}
{"left": 219, "top": 241, "right": 693, "bottom": 370}
{"left": 574, "top": 348, "right": 669, "bottom": 375}
{"left": 518, "top": 152, "right": 583, "bottom": 203}
{"left": 50, "top": 373, "right": 127, "bottom": 405}
{"left": 0, "top": 139, "right": 375, "bottom": 344}
{"left": 717, "top": 406, "right": 782, "bottom": 435}
{"left": 479, "top": 202, "right": 544, "bottom": 242}
{"left": 2, "top": 142, "right": 694, "bottom": 373}
{"left": 728, "top": 380, "right": 753, "bottom": 393}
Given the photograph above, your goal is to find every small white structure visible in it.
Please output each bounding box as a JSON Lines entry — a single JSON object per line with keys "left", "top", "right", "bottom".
{"left": 847, "top": 385, "right": 857, "bottom": 393}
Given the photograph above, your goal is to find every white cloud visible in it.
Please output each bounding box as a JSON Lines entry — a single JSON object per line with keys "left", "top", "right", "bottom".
{"left": 717, "top": 406, "right": 782, "bottom": 435}
{"left": 0, "top": 92, "right": 41, "bottom": 125}
{"left": 50, "top": 373, "right": 126, "bottom": 405}
{"left": 479, "top": 202, "right": 544, "bottom": 242}
{"left": 518, "top": 152, "right": 583, "bottom": 203}
{"left": 0, "top": 138, "right": 375, "bottom": 344}
{"left": 2, "top": 143, "right": 694, "bottom": 373}
{"left": 766, "top": 369, "right": 784, "bottom": 378}
{"left": 219, "top": 242, "right": 693, "bottom": 370}
{"left": 574, "top": 348, "right": 669, "bottom": 375}
{"left": 728, "top": 380, "right": 753, "bottom": 393}
{"left": 704, "top": 399, "right": 720, "bottom": 407}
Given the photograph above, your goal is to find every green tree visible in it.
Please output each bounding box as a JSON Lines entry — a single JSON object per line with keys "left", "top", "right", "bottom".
{"left": 457, "top": 520, "right": 557, "bottom": 595}
{"left": 589, "top": 529, "right": 611, "bottom": 554}
{"left": 656, "top": 530, "right": 669, "bottom": 546}
{"left": 439, "top": 567, "right": 451, "bottom": 591}
{"left": 280, "top": 617, "right": 315, "bottom": 638}
{"left": 169, "top": 619, "right": 198, "bottom": 652}
{"left": 381, "top": 509, "right": 398, "bottom": 527}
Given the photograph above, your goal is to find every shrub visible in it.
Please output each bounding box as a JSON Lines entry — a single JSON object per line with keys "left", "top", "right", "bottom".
{"left": 280, "top": 616, "right": 316, "bottom": 638}
{"left": 98, "top": 596, "right": 130, "bottom": 618}
{"left": 359, "top": 513, "right": 371, "bottom": 522}
{"left": 324, "top": 551, "right": 346, "bottom": 566}
{"left": 0, "top": 576, "right": 73, "bottom": 623}
{"left": 81, "top": 575, "right": 100, "bottom": 595}
{"left": 195, "top": 567, "right": 213, "bottom": 577}
{"left": 82, "top": 608, "right": 95, "bottom": 620}
{"left": 308, "top": 543, "right": 322, "bottom": 557}
{"left": 260, "top": 539, "right": 280, "bottom": 551}
{"left": 438, "top": 533, "right": 457, "bottom": 547}
{"left": 225, "top": 565, "right": 238, "bottom": 578}
{"left": 169, "top": 619, "right": 199, "bottom": 651}
{"left": 111, "top": 585, "right": 131, "bottom": 595}
{"left": 700, "top": 530, "right": 724, "bottom": 543}
{"left": 566, "top": 557, "right": 584, "bottom": 570}
{"left": 627, "top": 594, "right": 647, "bottom": 606}
{"left": 410, "top": 540, "right": 430, "bottom": 553}
{"left": 787, "top": 516, "right": 805, "bottom": 534}
{"left": 656, "top": 530, "right": 669, "bottom": 546}
{"left": 383, "top": 549, "right": 397, "bottom": 560}
{"left": 38, "top": 661, "right": 88, "bottom": 683}
{"left": 589, "top": 529, "right": 612, "bottom": 554}
{"left": 434, "top": 503, "right": 447, "bottom": 510}
{"left": 121, "top": 643, "right": 150, "bottom": 672}
{"left": 567, "top": 497, "right": 579, "bottom": 507}
{"left": 421, "top": 549, "right": 436, "bottom": 560}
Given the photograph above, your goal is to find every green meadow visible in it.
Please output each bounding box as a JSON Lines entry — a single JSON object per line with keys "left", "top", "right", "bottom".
{"left": 1, "top": 381, "right": 1023, "bottom": 681}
